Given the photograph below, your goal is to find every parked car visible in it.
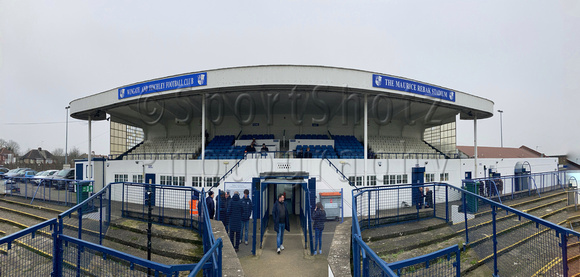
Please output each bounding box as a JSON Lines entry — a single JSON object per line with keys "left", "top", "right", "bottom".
{"left": 0, "top": 167, "right": 9, "bottom": 178}
{"left": 52, "top": 169, "right": 75, "bottom": 190}
{"left": 4, "top": 168, "right": 32, "bottom": 183}
{"left": 24, "top": 170, "right": 37, "bottom": 178}
{"left": 32, "top": 170, "right": 59, "bottom": 185}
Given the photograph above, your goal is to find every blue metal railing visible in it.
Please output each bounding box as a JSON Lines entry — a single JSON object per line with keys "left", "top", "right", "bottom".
{"left": 373, "top": 152, "right": 447, "bottom": 159}
{"left": 351, "top": 170, "right": 576, "bottom": 276}
{"left": 0, "top": 181, "right": 222, "bottom": 276}
{"left": 3, "top": 176, "right": 94, "bottom": 206}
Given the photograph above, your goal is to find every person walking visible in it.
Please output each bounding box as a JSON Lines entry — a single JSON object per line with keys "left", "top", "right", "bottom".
{"left": 218, "top": 191, "right": 230, "bottom": 232}
{"left": 272, "top": 193, "right": 290, "bottom": 254}
{"left": 241, "top": 189, "right": 253, "bottom": 245}
{"left": 206, "top": 190, "right": 215, "bottom": 219}
{"left": 312, "top": 202, "right": 326, "bottom": 255}
{"left": 227, "top": 191, "right": 243, "bottom": 252}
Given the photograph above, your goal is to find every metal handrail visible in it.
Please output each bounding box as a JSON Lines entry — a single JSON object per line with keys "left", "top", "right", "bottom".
{"left": 325, "top": 158, "right": 356, "bottom": 187}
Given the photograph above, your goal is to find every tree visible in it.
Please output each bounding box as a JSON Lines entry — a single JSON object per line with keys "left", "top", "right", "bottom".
{"left": 67, "top": 147, "right": 85, "bottom": 164}
{"left": 1, "top": 140, "right": 21, "bottom": 155}
{"left": 52, "top": 148, "right": 65, "bottom": 164}
{"left": 52, "top": 148, "right": 64, "bottom": 157}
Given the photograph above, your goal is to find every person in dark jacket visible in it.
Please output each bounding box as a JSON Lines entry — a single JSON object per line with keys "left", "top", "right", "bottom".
{"left": 241, "top": 189, "right": 253, "bottom": 245}
{"left": 416, "top": 187, "right": 424, "bottom": 209}
{"left": 312, "top": 202, "right": 326, "bottom": 255}
{"left": 206, "top": 191, "right": 215, "bottom": 219}
{"left": 424, "top": 188, "right": 433, "bottom": 209}
{"left": 272, "top": 193, "right": 290, "bottom": 254}
{"left": 227, "top": 191, "right": 243, "bottom": 251}
{"left": 218, "top": 191, "right": 230, "bottom": 232}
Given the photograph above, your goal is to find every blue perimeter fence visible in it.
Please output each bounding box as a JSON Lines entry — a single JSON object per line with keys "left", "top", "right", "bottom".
{"left": 352, "top": 170, "right": 579, "bottom": 276}
{"left": 0, "top": 180, "right": 222, "bottom": 277}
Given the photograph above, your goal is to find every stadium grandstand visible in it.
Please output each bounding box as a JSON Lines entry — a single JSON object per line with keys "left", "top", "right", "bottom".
{"left": 1, "top": 65, "right": 570, "bottom": 276}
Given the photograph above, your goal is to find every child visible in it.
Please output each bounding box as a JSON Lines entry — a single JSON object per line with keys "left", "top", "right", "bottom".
{"left": 312, "top": 202, "right": 326, "bottom": 255}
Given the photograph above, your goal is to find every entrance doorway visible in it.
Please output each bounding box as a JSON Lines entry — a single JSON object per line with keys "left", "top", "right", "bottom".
{"left": 251, "top": 173, "right": 317, "bottom": 256}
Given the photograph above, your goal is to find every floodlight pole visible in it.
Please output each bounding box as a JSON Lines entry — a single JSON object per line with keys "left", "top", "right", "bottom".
{"left": 474, "top": 115, "right": 478, "bottom": 178}
{"left": 497, "top": 110, "right": 504, "bottom": 148}
{"left": 65, "top": 106, "right": 70, "bottom": 165}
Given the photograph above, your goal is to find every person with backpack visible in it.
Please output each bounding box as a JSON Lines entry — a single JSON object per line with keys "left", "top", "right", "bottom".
{"left": 227, "top": 191, "right": 243, "bottom": 252}
{"left": 312, "top": 202, "right": 326, "bottom": 255}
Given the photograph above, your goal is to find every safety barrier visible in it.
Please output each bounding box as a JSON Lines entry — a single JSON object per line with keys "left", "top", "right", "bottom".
{"left": 352, "top": 171, "right": 578, "bottom": 276}
{"left": 0, "top": 182, "right": 222, "bottom": 276}
{"left": 3, "top": 176, "right": 94, "bottom": 206}
{"left": 373, "top": 152, "right": 446, "bottom": 159}
{"left": 465, "top": 171, "right": 566, "bottom": 201}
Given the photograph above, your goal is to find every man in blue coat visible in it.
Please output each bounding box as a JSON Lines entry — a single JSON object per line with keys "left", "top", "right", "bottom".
{"left": 272, "top": 193, "right": 290, "bottom": 254}
{"left": 218, "top": 191, "right": 230, "bottom": 232}
{"left": 205, "top": 191, "right": 215, "bottom": 219}
{"left": 241, "top": 189, "right": 253, "bottom": 245}
{"left": 227, "top": 191, "right": 243, "bottom": 251}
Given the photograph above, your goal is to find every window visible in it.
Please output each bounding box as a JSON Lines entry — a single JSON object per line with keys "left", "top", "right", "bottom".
{"left": 110, "top": 122, "right": 144, "bottom": 159}
{"left": 349, "top": 176, "right": 363, "bottom": 187}
{"left": 366, "top": 176, "right": 376, "bottom": 186}
{"left": 192, "top": 176, "right": 201, "bottom": 187}
{"left": 206, "top": 177, "right": 219, "bottom": 187}
{"left": 440, "top": 173, "right": 449, "bottom": 181}
{"left": 174, "top": 176, "right": 185, "bottom": 186}
{"left": 383, "top": 174, "right": 408, "bottom": 185}
{"left": 160, "top": 175, "right": 172, "bottom": 186}
{"left": 425, "top": 173, "right": 435, "bottom": 182}
{"left": 114, "top": 174, "right": 128, "bottom": 183}
{"left": 192, "top": 176, "right": 219, "bottom": 187}
{"left": 132, "top": 174, "right": 143, "bottom": 183}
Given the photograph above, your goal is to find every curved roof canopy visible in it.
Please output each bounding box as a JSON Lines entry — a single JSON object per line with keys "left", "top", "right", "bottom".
{"left": 70, "top": 65, "right": 494, "bottom": 127}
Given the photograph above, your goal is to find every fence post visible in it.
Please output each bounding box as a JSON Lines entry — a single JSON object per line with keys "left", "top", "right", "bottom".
{"left": 218, "top": 239, "right": 223, "bottom": 277}
{"left": 562, "top": 231, "right": 569, "bottom": 276}
{"left": 455, "top": 247, "right": 461, "bottom": 277}
{"left": 99, "top": 193, "right": 103, "bottom": 245}
{"left": 341, "top": 188, "right": 344, "bottom": 223}
{"left": 445, "top": 185, "right": 449, "bottom": 222}
{"left": 492, "top": 205, "right": 498, "bottom": 276}
{"left": 353, "top": 236, "right": 360, "bottom": 277}
{"left": 367, "top": 191, "right": 371, "bottom": 229}
{"left": 463, "top": 192, "right": 469, "bottom": 246}
{"left": 52, "top": 218, "right": 63, "bottom": 277}
{"left": 362, "top": 248, "right": 369, "bottom": 277}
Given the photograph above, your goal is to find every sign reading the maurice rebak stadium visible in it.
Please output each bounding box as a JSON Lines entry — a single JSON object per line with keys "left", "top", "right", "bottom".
{"left": 118, "top": 72, "right": 207, "bottom": 99}
{"left": 372, "top": 74, "right": 455, "bottom": 102}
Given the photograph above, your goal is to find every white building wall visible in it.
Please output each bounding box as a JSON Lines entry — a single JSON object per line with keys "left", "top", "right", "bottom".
{"left": 100, "top": 157, "right": 559, "bottom": 218}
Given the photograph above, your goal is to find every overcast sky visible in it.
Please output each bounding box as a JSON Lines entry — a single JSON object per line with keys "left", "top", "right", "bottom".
{"left": 1, "top": 1, "right": 579, "bottom": 159}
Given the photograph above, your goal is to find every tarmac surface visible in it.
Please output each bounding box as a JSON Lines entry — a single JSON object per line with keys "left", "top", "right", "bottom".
{"left": 238, "top": 215, "right": 339, "bottom": 277}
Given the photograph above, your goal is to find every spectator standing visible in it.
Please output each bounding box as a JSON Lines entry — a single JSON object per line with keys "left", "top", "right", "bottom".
{"left": 227, "top": 191, "right": 243, "bottom": 252}
{"left": 416, "top": 187, "right": 424, "bottom": 209}
{"left": 272, "top": 193, "right": 290, "bottom": 254}
{"left": 496, "top": 178, "right": 504, "bottom": 195}
{"left": 206, "top": 191, "right": 215, "bottom": 219}
{"left": 312, "top": 202, "right": 326, "bottom": 255}
{"left": 219, "top": 191, "right": 230, "bottom": 232}
{"left": 241, "top": 189, "right": 253, "bottom": 245}
{"left": 424, "top": 188, "right": 433, "bottom": 208}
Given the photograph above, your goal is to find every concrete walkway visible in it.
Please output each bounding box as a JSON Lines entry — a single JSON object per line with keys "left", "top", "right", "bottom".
{"left": 239, "top": 215, "right": 330, "bottom": 277}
